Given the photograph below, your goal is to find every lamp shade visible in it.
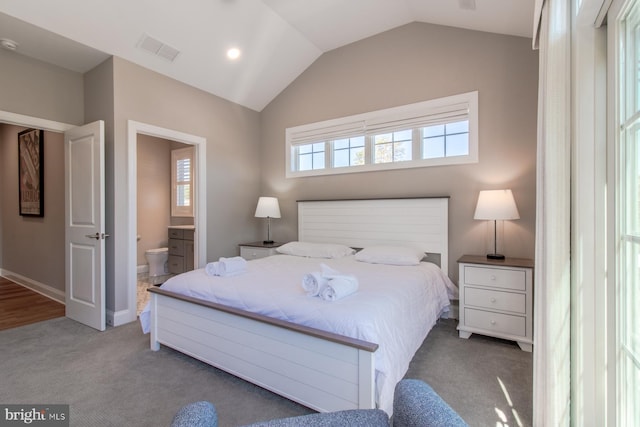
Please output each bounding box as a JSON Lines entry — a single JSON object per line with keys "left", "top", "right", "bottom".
{"left": 474, "top": 190, "right": 520, "bottom": 220}
{"left": 254, "top": 197, "right": 281, "bottom": 218}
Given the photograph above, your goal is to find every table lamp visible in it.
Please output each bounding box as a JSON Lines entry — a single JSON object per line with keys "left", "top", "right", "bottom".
{"left": 474, "top": 189, "right": 520, "bottom": 259}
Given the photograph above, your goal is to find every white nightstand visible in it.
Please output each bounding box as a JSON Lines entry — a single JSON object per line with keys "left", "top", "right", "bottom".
{"left": 239, "top": 241, "right": 284, "bottom": 260}
{"left": 457, "top": 255, "right": 534, "bottom": 352}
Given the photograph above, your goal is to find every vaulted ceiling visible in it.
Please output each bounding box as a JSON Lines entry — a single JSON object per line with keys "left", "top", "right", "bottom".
{"left": 0, "top": 0, "right": 535, "bottom": 111}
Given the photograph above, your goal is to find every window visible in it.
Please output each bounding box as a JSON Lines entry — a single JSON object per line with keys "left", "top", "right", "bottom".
{"left": 616, "top": 1, "right": 640, "bottom": 423}
{"left": 333, "top": 136, "right": 365, "bottom": 167}
{"left": 286, "top": 91, "right": 478, "bottom": 177}
{"left": 422, "top": 120, "right": 470, "bottom": 159}
{"left": 374, "top": 130, "right": 412, "bottom": 163}
{"left": 296, "top": 142, "right": 325, "bottom": 171}
{"left": 171, "top": 147, "right": 194, "bottom": 217}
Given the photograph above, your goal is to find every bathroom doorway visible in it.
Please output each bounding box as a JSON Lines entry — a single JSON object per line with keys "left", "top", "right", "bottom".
{"left": 127, "top": 121, "right": 206, "bottom": 319}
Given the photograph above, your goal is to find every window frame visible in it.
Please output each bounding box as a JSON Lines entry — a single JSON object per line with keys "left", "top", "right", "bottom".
{"left": 609, "top": 0, "right": 640, "bottom": 424}
{"left": 171, "top": 146, "right": 194, "bottom": 217}
{"left": 285, "top": 91, "right": 478, "bottom": 178}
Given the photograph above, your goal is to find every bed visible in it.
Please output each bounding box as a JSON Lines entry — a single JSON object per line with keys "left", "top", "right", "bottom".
{"left": 144, "top": 197, "right": 454, "bottom": 415}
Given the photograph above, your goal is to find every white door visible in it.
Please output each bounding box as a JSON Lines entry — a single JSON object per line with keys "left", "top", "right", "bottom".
{"left": 64, "top": 121, "right": 106, "bottom": 331}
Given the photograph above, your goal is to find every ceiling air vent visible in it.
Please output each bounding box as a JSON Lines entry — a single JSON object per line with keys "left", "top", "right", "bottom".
{"left": 458, "top": 0, "right": 476, "bottom": 11}
{"left": 137, "top": 33, "right": 180, "bottom": 62}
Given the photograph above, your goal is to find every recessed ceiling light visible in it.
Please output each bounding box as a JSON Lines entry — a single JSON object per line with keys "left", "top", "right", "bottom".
{"left": 227, "top": 48, "right": 241, "bottom": 60}
{"left": 0, "top": 38, "right": 18, "bottom": 51}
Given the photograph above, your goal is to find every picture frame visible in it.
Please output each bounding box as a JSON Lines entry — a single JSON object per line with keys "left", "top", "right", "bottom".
{"left": 18, "top": 128, "right": 44, "bottom": 217}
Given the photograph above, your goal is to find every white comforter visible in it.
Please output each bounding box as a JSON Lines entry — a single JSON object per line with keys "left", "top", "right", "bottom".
{"left": 140, "top": 254, "right": 457, "bottom": 415}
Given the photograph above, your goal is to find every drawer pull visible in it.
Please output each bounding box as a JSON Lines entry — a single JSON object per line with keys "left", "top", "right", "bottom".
{"left": 490, "top": 275, "right": 497, "bottom": 281}
{"left": 491, "top": 320, "right": 496, "bottom": 325}
{"left": 491, "top": 298, "right": 497, "bottom": 303}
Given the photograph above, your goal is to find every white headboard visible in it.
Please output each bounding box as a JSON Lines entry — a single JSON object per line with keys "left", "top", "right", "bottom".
{"left": 298, "top": 197, "right": 449, "bottom": 276}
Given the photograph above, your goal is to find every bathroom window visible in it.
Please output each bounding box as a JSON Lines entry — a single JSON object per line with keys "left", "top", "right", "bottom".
{"left": 171, "top": 147, "right": 194, "bottom": 217}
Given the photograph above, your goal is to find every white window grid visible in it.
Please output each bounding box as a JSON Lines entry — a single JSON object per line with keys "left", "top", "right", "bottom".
{"left": 171, "top": 147, "right": 194, "bottom": 217}
{"left": 617, "top": 2, "right": 640, "bottom": 424}
{"left": 286, "top": 91, "right": 478, "bottom": 178}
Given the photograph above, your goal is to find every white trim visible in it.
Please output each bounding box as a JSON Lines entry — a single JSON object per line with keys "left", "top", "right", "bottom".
{"left": 533, "top": 0, "right": 572, "bottom": 425}
{"left": 608, "top": 1, "right": 637, "bottom": 424}
{"left": 107, "top": 308, "right": 134, "bottom": 328}
{"left": 126, "top": 120, "right": 207, "bottom": 325}
{"left": 171, "top": 146, "right": 195, "bottom": 217}
{"left": 0, "top": 269, "right": 65, "bottom": 304}
{"left": 0, "top": 111, "right": 75, "bottom": 132}
{"left": 571, "top": 6, "right": 608, "bottom": 424}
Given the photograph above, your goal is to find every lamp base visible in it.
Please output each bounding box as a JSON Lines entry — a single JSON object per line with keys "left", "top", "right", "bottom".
{"left": 263, "top": 240, "right": 275, "bottom": 245}
{"left": 487, "top": 253, "right": 506, "bottom": 260}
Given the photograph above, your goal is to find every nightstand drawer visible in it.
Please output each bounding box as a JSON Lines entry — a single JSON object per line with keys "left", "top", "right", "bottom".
{"left": 240, "top": 246, "right": 274, "bottom": 260}
{"left": 464, "top": 308, "right": 526, "bottom": 337}
{"left": 464, "top": 287, "right": 526, "bottom": 314}
{"left": 464, "top": 265, "right": 526, "bottom": 291}
{"left": 168, "top": 239, "right": 184, "bottom": 256}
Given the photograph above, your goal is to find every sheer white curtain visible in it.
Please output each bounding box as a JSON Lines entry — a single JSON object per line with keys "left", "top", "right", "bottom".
{"left": 533, "top": 0, "right": 572, "bottom": 425}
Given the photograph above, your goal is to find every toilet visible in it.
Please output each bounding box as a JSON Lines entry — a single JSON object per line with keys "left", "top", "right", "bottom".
{"left": 145, "top": 247, "right": 169, "bottom": 277}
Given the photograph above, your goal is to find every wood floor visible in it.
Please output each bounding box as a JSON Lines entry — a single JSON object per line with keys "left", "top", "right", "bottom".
{"left": 0, "top": 277, "right": 65, "bottom": 331}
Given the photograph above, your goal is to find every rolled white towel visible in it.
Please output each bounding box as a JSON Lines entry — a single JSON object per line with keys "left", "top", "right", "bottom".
{"left": 205, "top": 262, "right": 220, "bottom": 276}
{"left": 320, "top": 276, "right": 359, "bottom": 301}
{"left": 302, "top": 272, "right": 328, "bottom": 296}
{"left": 218, "top": 256, "right": 247, "bottom": 277}
{"left": 320, "top": 263, "right": 341, "bottom": 277}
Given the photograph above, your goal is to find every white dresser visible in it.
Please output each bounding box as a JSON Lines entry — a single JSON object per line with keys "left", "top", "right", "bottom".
{"left": 239, "top": 241, "right": 283, "bottom": 260}
{"left": 457, "top": 255, "right": 534, "bottom": 352}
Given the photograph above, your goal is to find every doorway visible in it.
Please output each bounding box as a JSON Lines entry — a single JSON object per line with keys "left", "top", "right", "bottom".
{"left": 0, "top": 110, "right": 73, "bottom": 303}
{"left": 126, "top": 121, "right": 206, "bottom": 320}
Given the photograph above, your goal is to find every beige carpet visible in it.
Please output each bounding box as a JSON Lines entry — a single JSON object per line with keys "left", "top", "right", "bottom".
{"left": 0, "top": 317, "right": 532, "bottom": 426}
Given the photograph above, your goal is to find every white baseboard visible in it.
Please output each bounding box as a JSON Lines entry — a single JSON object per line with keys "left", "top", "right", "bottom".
{"left": 107, "top": 308, "right": 137, "bottom": 327}
{"left": 0, "top": 269, "right": 65, "bottom": 304}
{"left": 137, "top": 264, "right": 149, "bottom": 274}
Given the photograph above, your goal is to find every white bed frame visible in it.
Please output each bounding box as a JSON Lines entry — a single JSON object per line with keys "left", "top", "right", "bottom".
{"left": 149, "top": 197, "right": 449, "bottom": 413}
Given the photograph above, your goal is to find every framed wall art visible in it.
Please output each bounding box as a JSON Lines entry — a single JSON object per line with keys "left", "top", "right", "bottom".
{"left": 18, "top": 128, "right": 44, "bottom": 217}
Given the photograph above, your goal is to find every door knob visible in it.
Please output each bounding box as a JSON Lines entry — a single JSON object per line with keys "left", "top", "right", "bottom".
{"left": 85, "top": 232, "right": 110, "bottom": 240}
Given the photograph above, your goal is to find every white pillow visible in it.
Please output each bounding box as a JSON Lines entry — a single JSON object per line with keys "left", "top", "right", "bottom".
{"left": 276, "top": 241, "right": 355, "bottom": 259}
{"left": 355, "top": 245, "right": 426, "bottom": 266}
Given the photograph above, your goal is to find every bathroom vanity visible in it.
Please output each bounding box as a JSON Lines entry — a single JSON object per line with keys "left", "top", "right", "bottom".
{"left": 168, "top": 226, "right": 195, "bottom": 274}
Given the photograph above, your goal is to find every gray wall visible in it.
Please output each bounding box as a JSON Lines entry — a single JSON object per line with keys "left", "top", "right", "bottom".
{"left": 0, "top": 49, "right": 84, "bottom": 125}
{"left": 101, "top": 57, "right": 261, "bottom": 312}
{"left": 0, "top": 50, "right": 82, "bottom": 297}
{"left": 0, "top": 124, "right": 65, "bottom": 292}
{"left": 1, "top": 52, "right": 262, "bottom": 316}
{"left": 84, "top": 57, "right": 117, "bottom": 310}
{"left": 260, "top": 23, "right": 539, "bottom": 281}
